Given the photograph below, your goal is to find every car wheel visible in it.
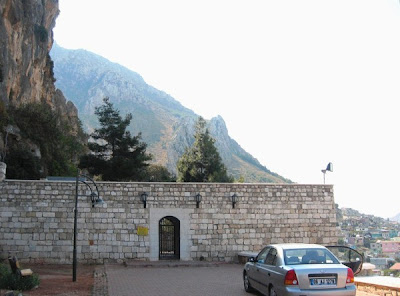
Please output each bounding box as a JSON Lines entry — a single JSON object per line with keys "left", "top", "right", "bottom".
{"left": 243, "top": 271, "right": 254, "bottom": 293}
{"left": 269, "top": 285, "right": 277, "bottom": 296}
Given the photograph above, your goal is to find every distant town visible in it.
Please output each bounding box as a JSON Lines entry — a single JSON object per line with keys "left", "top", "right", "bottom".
{"left": 337, "top": 206, "right": 400, "bottom": 276}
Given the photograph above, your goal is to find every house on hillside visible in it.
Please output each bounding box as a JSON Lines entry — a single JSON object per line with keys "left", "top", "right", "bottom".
{"left": 389, "top": 262, "right": 400, "bottom": 276}
{"left": 389, "top": 229, "right": 398, "bottom": 238}
{"left": 370, "top": 258, "right": 395, "bottom": 270}
{"left": 370, "top": 241, "right": 382, "bottom": 255}
{"left": 347, "top": 236, "right": 364, "bottom": 247}
{"left": 382, "top": 230, "right": 390, "bottom": 239}
{"left": 381, "top": 241, "right": 400, "bottom": 257}
{"left": 371, "top": 231, "right": 383, "bottom": 239}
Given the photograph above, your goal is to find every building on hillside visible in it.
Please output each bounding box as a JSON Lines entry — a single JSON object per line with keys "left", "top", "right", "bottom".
{"left": 346, "top": 236, "right": 364, "bottom": 247}
{"left": 359, "top": 262, "right": 378, "bottom": 276}
{"left": 381, "top": 241, "right": 400, "bottom": 257}
{"left": 389, "top": 262, "right": 400, "bottom": 276}
{"left": 381, "top": 230, "right": 390, "bottom": 239}
{"left": 370, "top": 258, "right": 395, "bottom": 270}
{"left": 371, "top": 231, "right": 383, "bottom": 239}
{"left": 370, "top": 241, "right": 382, "bottom": 255}
{"left": 389, "top": 229, "right": 398, "bottom": 238}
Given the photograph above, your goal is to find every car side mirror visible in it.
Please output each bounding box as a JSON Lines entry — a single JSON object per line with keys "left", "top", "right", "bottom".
{"left": 248, "top": 257, "right": 256, "bottom": 263}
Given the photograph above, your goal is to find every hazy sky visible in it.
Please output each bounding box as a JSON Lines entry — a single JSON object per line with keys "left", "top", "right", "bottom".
{"left": 53, "top": 0, "right": 400, "bottom": 218}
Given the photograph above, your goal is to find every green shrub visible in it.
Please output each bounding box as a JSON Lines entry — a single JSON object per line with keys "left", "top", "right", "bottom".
{"left": 5, "top": 148, "right": 41, "bottom": 179}
{"left": 0, "top": 263, "right": 40, "bottom": 291}
{"left": 6, "top": 102, "right": 86, "bottom": 178}
{"left": 0, "top": 263, "right": 9, "bottom": 286}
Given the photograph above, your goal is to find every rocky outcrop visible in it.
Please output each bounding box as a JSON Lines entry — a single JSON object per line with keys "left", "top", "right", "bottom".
{"left": 0, "top": 0, "right": 78, "bottom": 125}
{"left": 0, "top": 0, "right": 83, "bottom": 180}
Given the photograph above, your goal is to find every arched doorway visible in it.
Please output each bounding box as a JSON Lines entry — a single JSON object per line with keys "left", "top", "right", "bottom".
{"left": 159, "top": 216, "right": 180, "bottom": 260}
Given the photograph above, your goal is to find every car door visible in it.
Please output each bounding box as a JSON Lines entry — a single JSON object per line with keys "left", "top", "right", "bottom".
{"left": 326, "top": 245, "right": 363, "bottom": 275}
{"left": 255, "top": 247, "right": 279, "bottom": 295}
{"left": 249, "top": 247, "right": 271, "bottom": 292}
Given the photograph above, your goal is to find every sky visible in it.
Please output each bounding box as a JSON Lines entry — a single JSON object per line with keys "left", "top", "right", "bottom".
{"left": 53, "top": 0, "right": 400, "bottom": 219}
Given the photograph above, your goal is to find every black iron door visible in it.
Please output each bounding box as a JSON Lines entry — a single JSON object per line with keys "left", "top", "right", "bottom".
{"left": 159, "top": 216, "right": 180, "bottom": 260}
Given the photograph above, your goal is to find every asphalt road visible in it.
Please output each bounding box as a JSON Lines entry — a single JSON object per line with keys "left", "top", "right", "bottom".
{"left": 105, "top": 263, "right": 374, "bottom": 296}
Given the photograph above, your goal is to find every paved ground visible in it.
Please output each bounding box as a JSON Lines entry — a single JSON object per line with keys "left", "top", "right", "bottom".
{"left": 104, "top": 262, "right": 375, "bottom": 296}
{"left": 106, "top": 263, "right": 250, "bottom": 296}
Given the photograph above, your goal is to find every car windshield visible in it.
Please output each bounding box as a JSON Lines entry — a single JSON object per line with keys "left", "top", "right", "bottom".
{"left": 284, "top": 248, "right": 340, "bottom": 265}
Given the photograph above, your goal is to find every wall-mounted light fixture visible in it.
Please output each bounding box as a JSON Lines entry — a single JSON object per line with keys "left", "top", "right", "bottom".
{"left": 195, "top": 193, "right": 202, "bottom": 208}
{"left": 140, "top": 192, "right": 148, "bottom": 208}
{"left": 231, "top": 193, "right": 238, "bottom": 209}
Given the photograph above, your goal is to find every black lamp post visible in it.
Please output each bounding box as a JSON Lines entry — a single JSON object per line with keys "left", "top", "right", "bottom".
{"left": 140, "top": 192, "right": 148, "bottom": 208}
{"left": 195, "top": 193, "right": 202, "bottom": 208}
{"left": 73, "top": 170, "right": 104, "bottom": 282}
{"left": 231, "top": 193, "right": 238, "bottom": 209}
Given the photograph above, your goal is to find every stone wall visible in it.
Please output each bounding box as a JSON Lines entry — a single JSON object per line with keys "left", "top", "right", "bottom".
{"left": 0, "top": 180, "right": 338, "bottom": 263}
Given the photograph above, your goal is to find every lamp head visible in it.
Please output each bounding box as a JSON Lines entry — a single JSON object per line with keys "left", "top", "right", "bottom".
{"left": 195, "top": 193, "right": 202, "bottom": 208}
{"left": 90, "top": 192, "right": 104, "bottom": 207}
{"left": 231, "top": 193, "right": 238, "bottom": 208}
{"left": 140, "top": 192, "right": 148, "bottom": 202}
{"left": 195, "top": 193, "right": 202, "bottom": 203}
{"left": 140, "top": 192, "right": 148, "bottom": 208}
{"left": 231, "top": 193, "right": 238, "bottom": 203}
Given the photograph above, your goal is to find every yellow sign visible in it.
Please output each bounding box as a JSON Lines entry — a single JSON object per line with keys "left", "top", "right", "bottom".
{"left": 137, "top": 226, "right": 149, "bottom": 236}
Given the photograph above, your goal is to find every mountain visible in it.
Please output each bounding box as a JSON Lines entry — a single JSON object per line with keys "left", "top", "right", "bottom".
{"left": 391, "top": 213, "right": 400, "bottom": 223}
{"left": 50, "top": 44, "right": 290, "bottom": 183}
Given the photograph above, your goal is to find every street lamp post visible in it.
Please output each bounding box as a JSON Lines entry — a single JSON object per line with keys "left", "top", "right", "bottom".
{"left": 321, "top": 162, "right": 333, "bottom": 184}
{"left": 73, "top": 170, "right": 104, "bottom": 282}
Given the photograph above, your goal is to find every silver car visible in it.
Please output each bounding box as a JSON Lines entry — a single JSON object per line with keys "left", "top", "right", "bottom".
{"left": 243, "top": 243, "right": 362, "bottom": 296}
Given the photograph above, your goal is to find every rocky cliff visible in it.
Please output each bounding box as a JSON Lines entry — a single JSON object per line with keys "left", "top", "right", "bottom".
{"left": 0, "top": 0, "right": 78, "bottom": 127}
{"left": 0, "top": 0, "right": 84, "bottom": 179}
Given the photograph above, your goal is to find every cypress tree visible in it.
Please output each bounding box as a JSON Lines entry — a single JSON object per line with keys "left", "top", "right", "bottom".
{"left": 177, "top": 117, "right": 232, "bottom": 182}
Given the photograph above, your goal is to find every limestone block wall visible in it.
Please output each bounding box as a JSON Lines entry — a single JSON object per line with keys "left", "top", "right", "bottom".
{"left": 0, "top": 180, "right": 338, "bottom": 263}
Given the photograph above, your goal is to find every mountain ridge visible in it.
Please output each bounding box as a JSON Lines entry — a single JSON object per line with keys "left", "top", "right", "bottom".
{"left": 51, "top": 44, "right": 290, "bottom": 183}
{"left": 391, "top": 213, "right": 400, "bottom": 223}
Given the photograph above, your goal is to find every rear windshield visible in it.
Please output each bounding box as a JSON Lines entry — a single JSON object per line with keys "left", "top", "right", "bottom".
{"left": 284, "top": 248, "right": 340, "bottom": 265}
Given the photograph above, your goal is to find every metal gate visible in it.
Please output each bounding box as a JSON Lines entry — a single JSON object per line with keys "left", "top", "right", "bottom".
{"left": 159, "top": 216, "right": 180, "bottom": 260}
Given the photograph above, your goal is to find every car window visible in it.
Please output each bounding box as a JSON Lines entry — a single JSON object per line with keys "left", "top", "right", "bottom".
{"left": 265, "top": 248, "right": 278, "bottom": 266}
{"left": 257, "top": 247, "right": 271, "bottom": 264}
{"left": 284, "top": 248, "right": 340, "bottom": 265}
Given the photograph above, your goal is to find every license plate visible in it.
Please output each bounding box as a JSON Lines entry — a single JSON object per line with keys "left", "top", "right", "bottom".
{"left": 310, "top": 278, "right": 336, "bottom": 285}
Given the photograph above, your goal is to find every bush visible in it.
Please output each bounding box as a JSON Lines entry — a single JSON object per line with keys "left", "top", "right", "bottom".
{"left": 0, "top": 263, "right": 40, "bottom": 291}
{"left": 6, "top": 102, "right": 86, "bottom": 178}
{"left": 5, "top": 148, "right": 41, "bottom": 179}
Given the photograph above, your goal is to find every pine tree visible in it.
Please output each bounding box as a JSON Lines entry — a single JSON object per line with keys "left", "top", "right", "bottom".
{"left": 80, "top": 97, "right": 151, "bottom": 181}
{"left": 177, "top": 117, "right": 233, "bottom": 182}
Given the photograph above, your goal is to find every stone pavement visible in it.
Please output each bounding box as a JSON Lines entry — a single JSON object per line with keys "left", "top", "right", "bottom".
{"left": 92, "top": 261, "right": 378, "bottom": 296}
